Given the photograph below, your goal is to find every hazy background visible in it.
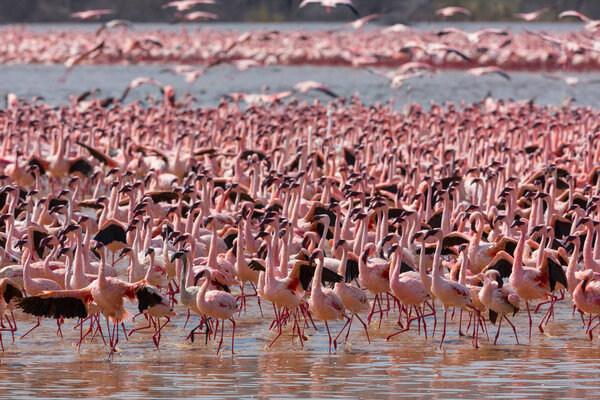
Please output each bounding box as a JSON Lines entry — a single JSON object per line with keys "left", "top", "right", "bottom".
{"left": 0, "top": 0, "right": 598, "bottom": 23}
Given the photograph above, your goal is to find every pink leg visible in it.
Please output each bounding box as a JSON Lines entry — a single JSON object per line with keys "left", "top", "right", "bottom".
{"left": 20, "top": 317, "right": 41, "bottom": 339}
{"left": 121, "top": 322, "right": 128, "bottom": 341}
{"left": 367, "top": 294, "right": 379, "bottom": 325}
{"left": 526, "top": 301, "right": 533, "bottom": 339}
{"left": 493, "top": 316, "right": 503, "bottom": 345}
{"left": 504, "top": 316, "right": 519, "bottom": 344}
{"left": 183, "top": 308, "right": 191, "bottom": 329}
{"left": 334, "top": 316, "right": 352, "bottom": 345}
{"left": 129, "top": 313, "right": 152, "bottom": 337}
{"left": 324, "top": 320, "right": 335, "bottom": 352}
{"left": 439, "top": 309, "right": 447, "bottom": 349}
{"left": 230, "top": 318, "right": 236, "bottom": 355}
{"left": 216, "top": 319, "right": 225, "bottom": 355}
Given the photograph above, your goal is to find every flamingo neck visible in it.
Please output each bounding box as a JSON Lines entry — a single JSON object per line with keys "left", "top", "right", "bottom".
{"left": 311, "top": 257, "right": 324, "bottom": 296}
{"left": 207, "top": 224, "right": 218, "bottom": 268}
{"left": 144, "top": 254, "right": 154, "bottom": 281}
{"left": 337, "top": 246, "right": 348, "bottom": 277}
{"left": 513, "top": 231, "right": 527, "bottom": 274}
{"left": 431, "top": 238, "right": 443, "bottom": 283}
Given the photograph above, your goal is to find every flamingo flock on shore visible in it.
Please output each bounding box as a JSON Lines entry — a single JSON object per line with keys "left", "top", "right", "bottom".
{"left": 0, "top": 86, "right": 597, "bottom": 356}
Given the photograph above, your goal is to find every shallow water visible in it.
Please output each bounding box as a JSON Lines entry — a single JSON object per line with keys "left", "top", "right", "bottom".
{"left": 1, "top": 292, "right": 599, "bottom": 399}
{"left": 1, "top": 64, "right": 599, "bottom": 110}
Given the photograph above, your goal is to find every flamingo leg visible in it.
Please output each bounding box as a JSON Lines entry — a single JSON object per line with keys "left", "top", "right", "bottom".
{"left": 367, "top": 293, "right": 379, "bottom": 325}
{"left": 230, "top": 318, "right": 236, "bottom": 355}
{"left": 526, "top": 301, "right": 533, "bottom": 339}
{"left": 324, "top": 320, "right": 335, "bottom": 352}
{"left": 493, "top": 316, "right": 503, "bottom": 345}
{"left": 588, "top": 316, "right": 600, "bottom": 340}
{"left": 56, "top": 317, "right": 64, "bottom": 338}
{"left": 216, "top": 319, "right": 225, "bottom": 355}
{"left": 20, "top": 317, "right": 41, "bottom": 339}
{"left": 183, "top": 308, "right": 191, "bottom": 329}
{"left": 458, "top": 309, "right": 464, "bottom": 336}
{"left": 334, "top": 316, "right": 352, "bottom": 345}
{"left": 343, "top": 314, "right": 354, "bottom": 343}
{"left": 421, "top": 304, "right": 428, "bottom": 340}
{"left": 4, "top": 315, "right": 15, "bottom": 342}
{"left": 439, "top": 309, "right": 448, "bottom": 349}
{"left": 504, "top": 316, "right": 519, "bottom": 344}
{"left": 188, "top": 316, "right": 207, "bottom": 343}
{"left": 354, "top": 314, "right": 371, "bottom": 343}
{"left": 128, "top": 313, "right": 152, "bottom": 337}
{"left": 153, "top": 317, "right": 171, "bottom": 349}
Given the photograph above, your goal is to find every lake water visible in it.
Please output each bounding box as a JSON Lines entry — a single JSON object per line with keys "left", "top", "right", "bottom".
{"left": 2, "top": 64, "right": 600, "bottom": 110}
{"left": 1, "top": 292, "right": 599, "bottom": 399}
{"left": 2, "top": 21, "right": 600, "bottom": 400}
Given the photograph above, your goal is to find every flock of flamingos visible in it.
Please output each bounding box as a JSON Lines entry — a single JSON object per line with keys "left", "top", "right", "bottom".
{"left": 1, "top": 1, "right": 600, "bottom": 358}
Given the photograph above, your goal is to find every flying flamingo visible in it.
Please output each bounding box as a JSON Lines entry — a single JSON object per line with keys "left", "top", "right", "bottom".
{"left": 435, "top": 6, "right": 472, "bottom": 20}
{"left": 299, "top": 0, "right": 359, "bottom": 17}
{"left": 514, "top": 8, "right": 550, "bottom": 22}
{"left": 174, "top": 11, "right": 219, "bottom": 22}
{"left": 163, "top": 0, "right": 216, "bottom": 12}
{"left": 343, "top": 13, "right": 384, "bottom": 30}
{"left": 467, "top": 67, "right": 511, "bottom": 81}
{"left": 293, "top": 81, "right": 338, "bottom": 98}
{"left": 559, "top": 10, "right": 600, "bottom": 33}
{"left": 70, "top": 9, "right": 112, "bottom": 20}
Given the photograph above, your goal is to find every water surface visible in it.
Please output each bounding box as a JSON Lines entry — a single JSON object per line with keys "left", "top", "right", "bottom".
{"left": 0, "top": 297, "right": 597, "bottom": 399}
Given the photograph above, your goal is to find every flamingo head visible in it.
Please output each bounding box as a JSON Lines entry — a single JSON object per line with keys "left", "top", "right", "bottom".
{"left": 170, "top": 249, "right": 188, "bottom": 263}
{"left": 308, "top": 248, "right": 324, "bottom": 265}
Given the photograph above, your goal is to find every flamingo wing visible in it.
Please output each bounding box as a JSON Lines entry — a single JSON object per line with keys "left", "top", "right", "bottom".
{"left": 18, "top": 294, "right": 89, "bottom": 319}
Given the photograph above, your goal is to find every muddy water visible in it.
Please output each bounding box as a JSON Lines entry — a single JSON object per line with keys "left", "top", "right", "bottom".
{"left": 0, "top": 292, "right": 599, "bottom": 399}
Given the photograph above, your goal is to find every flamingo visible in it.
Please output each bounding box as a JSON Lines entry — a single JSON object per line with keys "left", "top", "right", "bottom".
{"left": 425, "top": 229, "right": 480, "bottom": 348}
{"left": 332, "top": 240, "right": 370, "bottom": 343}
{"left": 435, "top": 6, "right": 472, "bottom": 19}
{"left": 193, "top": 268, "right": 238, "bottom": 354}
{"left": 478, "top": 270, "right": 520, "bottom": 344}
{"left": 18, "top": 242, "right": 162, "bottom": 358}
{"left": 308, "top": 249, "right": 345, "bottom": 352}
{"left": 299, "top": 0, "right": 359, "bottom": 17}
{"left": 71, "top": 9, "right": 112, "bottom": 20}
{"left": 514, "top": 8, "right": 550, "bottom": 22}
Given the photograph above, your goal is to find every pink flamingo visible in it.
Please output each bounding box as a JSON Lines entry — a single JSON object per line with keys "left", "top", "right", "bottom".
{"left": 308, "top": 249, "right": 345, "bottom": 352}
{"left": 193, "top": 268, "right": 238, "bottom": 354}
